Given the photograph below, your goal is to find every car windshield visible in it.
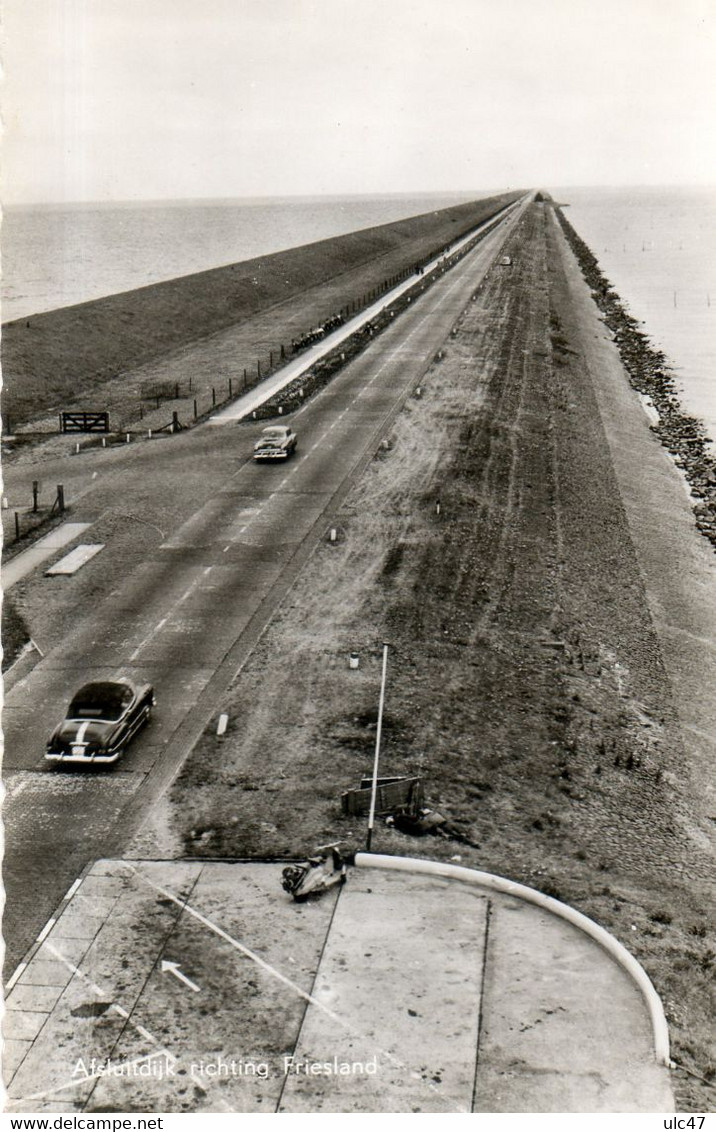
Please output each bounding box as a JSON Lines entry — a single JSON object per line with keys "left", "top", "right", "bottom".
{"left": 262, "top": 428, "right": 286, "bottom": 438}
{"left": 68, "top": 682, "right": 134, "bottom": 721}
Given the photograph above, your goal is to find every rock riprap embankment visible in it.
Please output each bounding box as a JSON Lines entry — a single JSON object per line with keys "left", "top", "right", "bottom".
{"left": 555, "top": 206, "right": 716, "bottom": 549}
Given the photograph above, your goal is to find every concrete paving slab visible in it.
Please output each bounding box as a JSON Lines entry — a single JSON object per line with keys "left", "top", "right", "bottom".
{"left": 278, "top": 869, "right": 487, "bottom": 1114}
{"left": 11, "top": 960, "right": 74, "bottom": 989}
{"left": 5, "top": 984, "right": 65, "bottom": 1014}
{"left": 34, "top": 935, "right": 95, "bottom": 967}
{"left": 70, "top": 862, "right": 342, "bottom": 1114}
{"left": 51, "top": 911, "right": 110, "bottom": 942}
{"left": 3, "top": 858, "right": 673, "bottom": 1113}
{"left": 2, "top": 1040, "right": 33, "bottom": 1079}
{"left": 473, "top": 897, "right": 673, "bottom": 1112}
{"left": 45, "top": 543, "right": 105, "bottom": 576}
{"left": 3, "top": 1010, "right": 50, "bottom": 1042}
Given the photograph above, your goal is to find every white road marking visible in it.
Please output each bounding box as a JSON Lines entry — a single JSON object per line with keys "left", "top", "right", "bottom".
{"left": 5, "top": 777, "right": 31, "bottom": 801}
{"left": 29, "top": 939, "right": 218, "bottom": 1106}
{"left": 128, "top": 567, "right": 213, "bottom": 661}
{"left": 6, "top": 962, "right": 27, "bottom": 991}
{"left": 45, "top": 543, "right": 105, "bottom": 577}
{"left": 36, "top": 918, "right": 56, "bottom": 944}
{"left": 129, "top": 616, "right": 167, "bottom": 661}
{"left": 131, "top": 867, "right": 349, "bottom": 1022}
{"left": 63, "top": 878, "right": 83, "bottom": 901}
{"left": 130, "top": 867, "right": 454, "bottom": 1108}
{"left": 161, "top": 959, "right": 201, "bottom": 993}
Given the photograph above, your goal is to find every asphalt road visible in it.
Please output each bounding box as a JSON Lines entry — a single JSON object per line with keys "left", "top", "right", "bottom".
{"left": 2, "top": 200, "right": 528, "bottom": 976}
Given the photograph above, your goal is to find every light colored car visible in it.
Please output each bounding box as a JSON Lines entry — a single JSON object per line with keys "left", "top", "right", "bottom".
{"left": 253, "top": 425, "right": 298, "bottom": 460}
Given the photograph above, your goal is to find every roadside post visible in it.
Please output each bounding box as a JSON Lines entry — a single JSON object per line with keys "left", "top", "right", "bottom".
{"left": 366, "top": 643, "right": 389, "bottom": 852}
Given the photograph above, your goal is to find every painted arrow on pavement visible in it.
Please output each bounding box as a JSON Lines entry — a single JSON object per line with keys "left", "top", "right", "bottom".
{"left": 160, "top": 959, "right": 201, "bottom": 993}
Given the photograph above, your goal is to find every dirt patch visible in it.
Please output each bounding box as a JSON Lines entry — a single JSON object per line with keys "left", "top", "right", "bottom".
{"left": 138, "top": 202, "right": 714, "bottom": 1108}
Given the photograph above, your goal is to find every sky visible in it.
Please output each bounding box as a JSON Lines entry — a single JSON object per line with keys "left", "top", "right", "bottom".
{"left": 2, "top": 0, "right": 715, "bottom": 204}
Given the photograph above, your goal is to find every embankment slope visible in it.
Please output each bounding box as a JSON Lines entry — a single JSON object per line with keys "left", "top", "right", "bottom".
{"left": 1, "top": 193, "right": 519, "bottom": 429}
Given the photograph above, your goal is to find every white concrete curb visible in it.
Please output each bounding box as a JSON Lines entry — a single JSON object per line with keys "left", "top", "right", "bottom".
{"left": 354, "top": 851, "right": 671, "bottom": 1067}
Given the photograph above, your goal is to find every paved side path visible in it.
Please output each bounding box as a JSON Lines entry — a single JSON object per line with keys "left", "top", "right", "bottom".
{"left": 3, "top": 523, "right": 92, "bottom": 590}
{"left": 209, "top": 198, "right": 526, "bottom": 425}
{"left": 2, "top": 861, "right": 673, "bottom": 1113}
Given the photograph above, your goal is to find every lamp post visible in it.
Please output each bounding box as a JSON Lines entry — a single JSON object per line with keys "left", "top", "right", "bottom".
{"left": 366, "top": 643, "right": 389, "bottom": 851}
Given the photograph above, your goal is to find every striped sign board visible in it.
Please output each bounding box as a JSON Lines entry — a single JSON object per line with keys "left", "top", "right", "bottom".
{"left": 60, "top": 411, "right": 110, "bottom": 433}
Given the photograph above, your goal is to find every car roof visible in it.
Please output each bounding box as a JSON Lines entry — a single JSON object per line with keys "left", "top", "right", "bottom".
{"left": 70, "top": 680, "right": 135, "bottom": 706}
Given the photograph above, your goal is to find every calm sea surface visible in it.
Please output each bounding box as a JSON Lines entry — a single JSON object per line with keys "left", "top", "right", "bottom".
{"left": 0, "top": 192, "right": 481, "bottom": 322}
{"left": 553, "top": 185, "right": 716, "bottom": 444}
{"left": 3, "top": 187, "right": 714, "bottom": 441}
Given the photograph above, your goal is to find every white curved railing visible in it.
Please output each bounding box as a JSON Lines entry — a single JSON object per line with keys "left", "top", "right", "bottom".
{"left": 355, "top": 851, "right": 671, "bottom": 1067}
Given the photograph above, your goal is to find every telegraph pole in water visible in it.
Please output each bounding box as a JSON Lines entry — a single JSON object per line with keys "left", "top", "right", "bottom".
{"left": 366, "top": 643, "right": 389, "bottom": 852}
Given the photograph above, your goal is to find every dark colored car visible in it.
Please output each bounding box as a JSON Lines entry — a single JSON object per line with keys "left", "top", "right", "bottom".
{"left": 45, "top": 677, "right": 155, "bottom": 766}
{"left": 253, "top": 425, "right": 298, "bottom": 460}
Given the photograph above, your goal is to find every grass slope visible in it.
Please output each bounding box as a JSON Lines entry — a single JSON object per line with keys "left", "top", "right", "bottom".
{"left": 2, "top": 193, "right": 518, "bottom": 429}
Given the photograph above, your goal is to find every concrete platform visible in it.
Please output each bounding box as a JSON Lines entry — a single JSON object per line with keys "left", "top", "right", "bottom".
{"left": 2, "top": 859, "right": 673, "bottom": 1113}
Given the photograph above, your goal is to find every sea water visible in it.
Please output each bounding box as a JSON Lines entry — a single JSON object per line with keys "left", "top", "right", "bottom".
{"left": 0, "top": 191, "right": 481, "bottom": 323}
{"left": 4, "top": 187, "right": 714, "bottom": 443}
{"left": 554, "top": 185, "right": 716, "bottom": 444}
